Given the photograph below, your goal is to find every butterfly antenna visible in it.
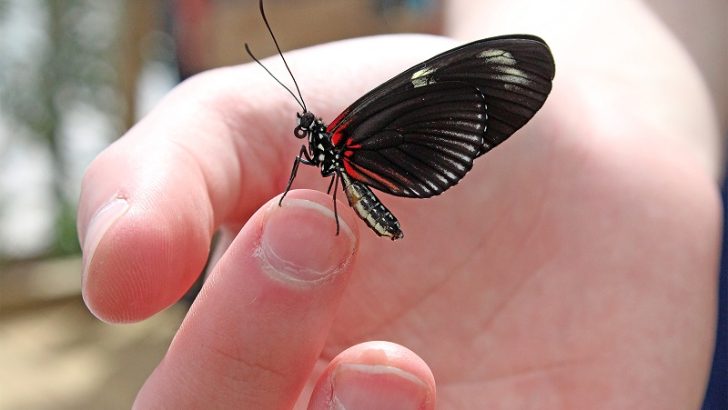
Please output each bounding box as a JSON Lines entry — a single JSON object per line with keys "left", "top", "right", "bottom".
{"left": 244, "top": 43, "right": 305, "bottom": 111}
{"left": 257, "top": 0, "right": 307, "bottom": 112}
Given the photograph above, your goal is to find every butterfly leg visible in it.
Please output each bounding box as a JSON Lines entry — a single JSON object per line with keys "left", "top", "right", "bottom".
{"left": 326, "top": 174, "right": 336, "bottom": 194}
{"left": 330, "top": 173, "right": 340, "bottom": 235}
{"left": 279, "top": 145, "right": 313, "bottom": 206}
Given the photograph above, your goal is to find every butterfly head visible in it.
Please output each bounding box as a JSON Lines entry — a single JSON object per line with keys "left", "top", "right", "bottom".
{"left": 294, "top": 111, "right": 316, "bottom": 138}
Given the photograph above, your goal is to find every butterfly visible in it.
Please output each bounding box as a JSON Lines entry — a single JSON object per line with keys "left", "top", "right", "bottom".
{"left": 247, "top": 0, "right": 555, "bottom": 240}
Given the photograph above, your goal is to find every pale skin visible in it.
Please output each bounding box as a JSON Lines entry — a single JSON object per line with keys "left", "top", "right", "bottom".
{"left": 77, "top": 0, "right": 724, "bottom": 408}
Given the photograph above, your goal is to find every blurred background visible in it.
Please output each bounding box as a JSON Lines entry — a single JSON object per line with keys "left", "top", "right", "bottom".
{"left": 0, "top": 0, "right": 438, "bottom": 408}
{"left": 1, "top": 0, "right": 725, "bottom": 409}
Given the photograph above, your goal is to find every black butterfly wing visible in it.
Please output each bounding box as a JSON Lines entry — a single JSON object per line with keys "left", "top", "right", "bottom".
{"left": 328, "top": 35, "right": 555, "bottom": 198}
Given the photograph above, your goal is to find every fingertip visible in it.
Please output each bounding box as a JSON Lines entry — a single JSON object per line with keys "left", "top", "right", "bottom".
{"left": 308, "top": 341, "right": 436, "bottom": 410}
{"left": 277, "top": 189, "right": 360, "bottom": 240}
{"left": 261, "top": 189, "right": 359, "bottom": 285}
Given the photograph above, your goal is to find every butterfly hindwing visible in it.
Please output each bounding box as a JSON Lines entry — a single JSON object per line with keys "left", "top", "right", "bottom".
{"left": 328, "top": 35, "right": 555, "bottom": 198}
{"left": 339, "top": 82, "right": 486, "bottom": 197}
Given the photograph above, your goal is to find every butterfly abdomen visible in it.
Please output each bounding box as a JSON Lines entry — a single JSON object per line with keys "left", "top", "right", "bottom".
{"left": 340, "top": 173, "right": 403, "bottom": 240}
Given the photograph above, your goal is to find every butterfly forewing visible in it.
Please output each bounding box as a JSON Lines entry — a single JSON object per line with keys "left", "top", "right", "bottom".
{"left": 328, "top": 35, "right": 555, "bottom": 199}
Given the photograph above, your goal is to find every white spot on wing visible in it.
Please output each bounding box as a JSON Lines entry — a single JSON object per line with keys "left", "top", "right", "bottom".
{"left": 478, "top": 49, "right": 515, "bottom": 63}
{"left": 411, "top": 67, "right": 435, "bottom": 88}
{"left": 478, "top": 49, "right": 531, "bottom": 86}
{"left": 495, "top": 66, "right": 525, "bottom": 77}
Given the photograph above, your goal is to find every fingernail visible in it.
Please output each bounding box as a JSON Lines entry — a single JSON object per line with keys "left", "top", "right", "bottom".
{"left": 82, "top": 197, "right": 129, "bottom": 274}
{"left": 331, "top": 364, "right": 429, "bottom": 410}
{"left": 259, "top": 198, "right": 355, "bottom": 284}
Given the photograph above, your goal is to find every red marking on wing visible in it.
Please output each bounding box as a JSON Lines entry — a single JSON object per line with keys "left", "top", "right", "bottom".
{"left": 332, "top": 130, "right": 362, "bottom": 149}
{"left": 343, "top": 160, "right": 361, "bottom": 179}
{"left": 344, "top": 158, "right": 399, "bottom": 192}
{"left": 331, "top": 130, "right": 344, "bottom": 147}
{"left": 329, "top": 111, "right": 355, "bottom": 147}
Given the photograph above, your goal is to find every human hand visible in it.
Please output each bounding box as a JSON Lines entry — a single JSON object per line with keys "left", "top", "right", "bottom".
{"left": 78, "top": 23, "right": 720, "bottom": 410}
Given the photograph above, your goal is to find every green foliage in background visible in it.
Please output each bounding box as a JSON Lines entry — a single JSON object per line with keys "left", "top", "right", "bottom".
{"left": 0, "top": 0, "right": 123, "bottom": 258}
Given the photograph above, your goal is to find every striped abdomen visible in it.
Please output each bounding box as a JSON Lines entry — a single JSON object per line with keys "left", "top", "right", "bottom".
{"left": 340, "top": 173, "right": 403, "bottom": 240}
